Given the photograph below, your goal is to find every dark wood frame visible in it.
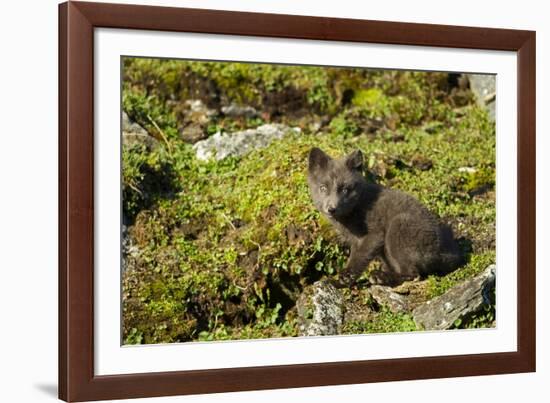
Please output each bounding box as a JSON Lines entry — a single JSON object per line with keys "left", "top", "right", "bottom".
{"left": 59, "top": 1, "right": 536, "bottom": 401}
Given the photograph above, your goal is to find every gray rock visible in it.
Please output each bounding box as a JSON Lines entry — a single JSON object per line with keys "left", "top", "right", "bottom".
{"left": 184, "top": 99, "right": 217, "bottom": 124}
{"left": 467, "top": 74, "right": 496, "bottom": 120}
{"left": 122, "top": 112, "right": 159, "bottom": 149}
{"left": 458, "top": 166, "right": 477, "bottom": 174}
{"left": 121, "top": 223, "right": 140, "bottom": 274}
{"left": 185, "top": 99, "right": 216, "bottom": 116}
{"left": 122, "top": 111, "right": 147, "bottom": 135}
{"left": 221, "top": 104, "right": 258, "bottom": 118}
{"left": 369, "top": 285, "right": 409, "bottom": 313}
{"left": 296, "top": 280, "right": 344, "bottom": 336}
{"left": 413, "top": 264, "right": 496, "bottom": 330}
{"left": 193, "top": 124, "right": 299, "bottom": 161}
{"left": 178, "top": 99, "right": 217, "bottom": 144}
{"left": 343, "top": 297, "right": 374, "bottom": 324}
{"left": 308, "top": 120, "right": 323, "bottom": 134}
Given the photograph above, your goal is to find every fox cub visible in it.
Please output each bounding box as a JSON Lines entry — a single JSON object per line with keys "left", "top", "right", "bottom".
{"left": 307, "top": 147, "right": 462, "bottom": 287}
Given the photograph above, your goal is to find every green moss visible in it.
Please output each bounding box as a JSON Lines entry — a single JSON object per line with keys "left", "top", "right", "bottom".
{"left": 459, "top": 166, "right": 496, "bottom": 194}
{"left": 352, "top": 88, "right": 384, "bottom": 108}
{"left": 426, "top": 251, "right": 495, "bottom": 299}
{"left": 123, "top": 90, "right": 180, "bottom": 140}
{"left": 329, "top": 114, "right": 360, "bottom": 138}
{"left": 122, "top": 144, "right": 179, "bottom": 222}
{"left": 342, "top": 308, "right": 417, "bottom": 334}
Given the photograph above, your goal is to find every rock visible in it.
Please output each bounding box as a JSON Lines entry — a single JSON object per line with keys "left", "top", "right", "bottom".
{"left": 369, "top": 285, "right": 409, "bottom": 313}
{"left": 466, "top": 74, "right": 496, "bottom": 120}
{"left": 221, "top": 104, "right": 258, "bottom": 118}
{"left": 413, "top": 264, "right": 496, "bottom": 330}
{"left": 296, "top": 280, "right": 344, "bottom": 336}
{"left": 121, "top": 223, "right": 140, "bottom": 273}
{"left": 183, "top": 99, "right": 217, "bottom": 125}
{"left": 458, "top": 166, "right": 477, "bottom": 174}
{"left": 308, "top": 120, "right": 323, "bottom": 134}
{"left": 178, "top": 99, "right": 218, "bottom": 143}
{"left": 122, "top": 111, "right": 147, "bottom": 136}
{"left": 193, "top": 124, "right": 299, "bottom": 161}
{"left": 180, "top": 124, "right": 207, "bottom": 144}
{"left": 122, "top": 223, "right": 130, "bottom": 273}
{"left": 343, "top": 291, "right": 374, "bottom": 324}
{"left": 122, "top": 112, "right": 159, "bottom": 149}
{"left": 185, "top": 99, "right": 216, "bottom": 116}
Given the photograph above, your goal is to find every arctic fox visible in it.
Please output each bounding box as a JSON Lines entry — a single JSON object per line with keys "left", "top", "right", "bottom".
{"left": 307, "top": 147, "right": 462, "bottom": 287}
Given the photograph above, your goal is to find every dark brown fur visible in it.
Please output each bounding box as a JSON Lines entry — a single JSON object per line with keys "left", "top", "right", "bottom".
{"left": 307, "top": 147, "right": 462, "bottom": 287}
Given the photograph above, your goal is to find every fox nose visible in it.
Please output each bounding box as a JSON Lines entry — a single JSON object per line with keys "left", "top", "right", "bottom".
{"left": 328, "top": 206, "right": 336, "bottom": 214}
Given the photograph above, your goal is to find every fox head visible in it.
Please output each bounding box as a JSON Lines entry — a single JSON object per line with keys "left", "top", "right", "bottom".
{"left": 307, "top": 147, "right": 366, "bottom": 219}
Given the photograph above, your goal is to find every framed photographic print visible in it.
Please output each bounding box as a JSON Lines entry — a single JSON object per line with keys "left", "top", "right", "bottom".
{"left": 59, "top": 1, "right": 536, "bottom": 401}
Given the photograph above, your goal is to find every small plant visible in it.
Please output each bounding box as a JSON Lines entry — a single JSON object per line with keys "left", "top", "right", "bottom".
{"left": 329, "top": 114, "right": 360, "bottom": 138}
{"left": 343, "top": 308, "right": 417, "bottom": 334}
{"left": 426, "top": 252, "right": 495, "bottom": 299}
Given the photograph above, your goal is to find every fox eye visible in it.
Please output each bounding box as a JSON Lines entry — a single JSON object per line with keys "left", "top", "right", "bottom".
{"left": 320, "top": 185, "right": 328, "bottom": 193}
{"left": 341, "top": 185, "right": 353, "bottom": 195}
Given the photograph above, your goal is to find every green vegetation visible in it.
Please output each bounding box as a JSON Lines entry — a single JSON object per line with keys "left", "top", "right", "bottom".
{"left": 342, "top": 308, "right": 417, "bottom": 334}
{"left": 122, "top": 58, "right": 496, "bottom": 344}
{"left": 426, "top": 251, "right": 495, "bottom": 299}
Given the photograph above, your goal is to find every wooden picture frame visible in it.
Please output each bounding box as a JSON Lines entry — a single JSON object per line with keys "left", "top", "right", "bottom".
{"left": 59, "top": 1, "right": 536, "bottom": 401}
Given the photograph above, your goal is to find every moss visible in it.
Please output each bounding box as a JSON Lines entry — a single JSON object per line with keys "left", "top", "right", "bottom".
{"left": 329, "top": 114, "right": 360, "bottom": 138}
{"left": 352, "top": 88, "right": 385, "bottom": 108}
{"left": 342, "top": 308, "right": 417, "bottom": 334}
{"left": 459, "top": 166, "right": 496, "bottom": 194}
{"left": 123, "top": 90, "right": 180, "bottom": 141}
{"left": 426, "top": 251, "right": 495, "bottom": 299}
{"left": 122, "top": 144, "right": 180, "bottom": 222}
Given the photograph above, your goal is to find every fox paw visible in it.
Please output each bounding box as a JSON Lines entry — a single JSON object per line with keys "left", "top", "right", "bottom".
{"left": 368, "top": 270, "right": 416, "bottom": 287}
{"left": 368, "top": 270, "right": 394, "bottom": 286}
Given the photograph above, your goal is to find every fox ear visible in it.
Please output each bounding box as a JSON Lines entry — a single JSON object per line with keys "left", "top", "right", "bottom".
{"left": 346, "top": 149, "right": 363, "bottom": 172}
{"left": 309, "top": 147, "right": 330, "bottom": 173}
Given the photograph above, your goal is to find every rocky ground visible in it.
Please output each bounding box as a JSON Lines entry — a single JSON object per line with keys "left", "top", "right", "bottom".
{"left": 121, "top": 58, "right": 496, "bottom": 344}
{"left": 298, "top": 264, "right": 495, "bottom": 336}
